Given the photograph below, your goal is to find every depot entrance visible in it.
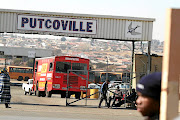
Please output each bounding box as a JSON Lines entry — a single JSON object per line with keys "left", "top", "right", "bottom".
{"left": 0, "top": 9, "right": 154, "bottom": 107}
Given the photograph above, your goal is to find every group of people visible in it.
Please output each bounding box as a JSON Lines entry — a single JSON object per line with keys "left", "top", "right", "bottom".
{"left": 98, "top": 72, "right": 162, "bottom": 120}
{"left": 98, "top": 79, "right": 137, "bottom": 108}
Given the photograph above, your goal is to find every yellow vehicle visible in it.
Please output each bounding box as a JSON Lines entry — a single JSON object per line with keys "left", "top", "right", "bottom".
{"left": 89, "top": 71, "right": 130, "bottom": 83}
{"left": 6, "top": 65, "right": 33, "bottom": 80}
{"left": 99, "top": 72, "right": 123, "bottom": 83}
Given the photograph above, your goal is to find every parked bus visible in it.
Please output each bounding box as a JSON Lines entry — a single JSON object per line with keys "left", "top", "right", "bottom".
{"left": 89, "top": 71, "right": 123, "bottom": 83}
{"left": 6, "top": 65, "right": 33, "bottom": 80}
{"left": 32, "top": 56, "right": 89, "bottom": 99}
{"left": 89, "top": 71, "right": 131, "bottom": 83}
{"left": 100, "top": 72, "right": 122, "bottom": 83}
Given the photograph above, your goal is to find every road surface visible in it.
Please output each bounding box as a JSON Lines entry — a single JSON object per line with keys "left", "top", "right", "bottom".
{"left": 0, "top": 84, "right": 144, "bottom": 120}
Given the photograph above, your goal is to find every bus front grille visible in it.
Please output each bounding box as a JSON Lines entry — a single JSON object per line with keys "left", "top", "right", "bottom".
{"left": 63, "top": 75, "right": 78, "bottom": 86}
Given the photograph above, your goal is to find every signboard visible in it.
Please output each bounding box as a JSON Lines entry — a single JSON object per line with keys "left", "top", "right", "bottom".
{"left": 17, "top": 15, "right": 97, "bottom": 35}
{"left": 125, "top": 21, "right": 142, "bottom": 39}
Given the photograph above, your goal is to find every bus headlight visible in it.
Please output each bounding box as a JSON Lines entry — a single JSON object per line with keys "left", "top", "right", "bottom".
{"left": 80, "top": 86, "right": 86, "bottom": 90}
{"left": 52, "top": 84, "right": 60, "bottom": 89}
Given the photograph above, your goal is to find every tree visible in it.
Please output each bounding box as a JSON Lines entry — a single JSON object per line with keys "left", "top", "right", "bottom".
{"left": 26, "top": 59, "right": 34, "bottom": 67}
{"left": 12, "top": 58, "right": 22, "bottom": 66}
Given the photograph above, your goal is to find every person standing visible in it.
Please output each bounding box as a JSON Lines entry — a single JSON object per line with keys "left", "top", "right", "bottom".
{"left": 136, "top": 72, "right": 161, "bottom": 120}
{"left": 98, "top": 80, "right": 110, "bottom": 108}
{"left": 0, "top": 68, "right": 11, "bottom": 108}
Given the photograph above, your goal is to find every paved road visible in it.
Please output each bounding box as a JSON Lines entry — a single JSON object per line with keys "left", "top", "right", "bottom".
{"left": 0, "top": 85, "right": 144, "bottom": 120}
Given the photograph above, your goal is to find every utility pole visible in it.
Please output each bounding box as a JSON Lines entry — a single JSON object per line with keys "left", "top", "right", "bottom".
{"left": 130, "top": 41, "right": 135, "bottom": 94}
{"left": 106, "top": 57, "right": 108, "bottom": 80}
{"left": 147, "top": 41, "right": 151, "bottom": 74}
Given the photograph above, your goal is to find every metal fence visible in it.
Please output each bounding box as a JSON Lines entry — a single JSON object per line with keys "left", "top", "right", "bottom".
{"left": 9, "top": 70, "right": 147, "bottom": 109}
{"left": 65, "top": 70, "right": 147, "bottom": 108}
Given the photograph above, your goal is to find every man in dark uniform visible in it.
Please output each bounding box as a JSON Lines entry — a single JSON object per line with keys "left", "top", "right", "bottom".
{"left": 136, "top": 72, "right": 161, "bottom": 120}
{"left": 98, "top": 80, "right": 110, "bottom": 108}
{"left": 127, "top": 88, "right": 137, "bottom": 102}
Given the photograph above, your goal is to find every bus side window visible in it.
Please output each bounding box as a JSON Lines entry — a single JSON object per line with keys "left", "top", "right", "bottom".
{"left": 49, "top": 63, "right": 53, "bottom": 71}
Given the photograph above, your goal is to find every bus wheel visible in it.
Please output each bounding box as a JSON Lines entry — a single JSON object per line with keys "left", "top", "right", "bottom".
{"left": 36, "top": 83, "right": 40, "bottom": 97}
{"left": 46, "top": 91, "right": 52, "bottom": 97}
{"left": 75, "top": 92, "right": 81, "bottom": 99}
{"left": 45, "top": 84, "right": 52, "bottom": 97}
{"left": 35, "top": 90, "right": 36, "bottom": 96}
{"left": 46, "top": 90, "right": 52, "bottom": 97}
{"left": 61, "top": 92, "right": 66, "bottom": 98}
{"left": 66, "top": 92, "right": 71, "bottom": 98}
{"left": 42, "top": 92, "right": 46, "bottom": 97}
{"left": 37, "top": 91, "right": 41, "bottom": 97}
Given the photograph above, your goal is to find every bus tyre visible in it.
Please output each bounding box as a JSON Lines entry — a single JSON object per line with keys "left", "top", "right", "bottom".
{"left": 61, "top": 92, "right": 66, "bottom": 98}
{"left": 46, "top": 91, "right": 52, "bottom": 97}
{"left": 36, "top": 84, "right": 41, "bottom": 97}
{"left": 75, "top": 92, "right": 81, "bottom": 99}
{"left": 42, "top": 92, "right": 46, "bottom": 97}
{"left": 66, "top": 92, "right": 71, "bottom": 98}
{"left": 37, "top": 91, "right": 40, "bottom": 97}
{"left": 45, "top": 84, "right": 52, "bottom": 97}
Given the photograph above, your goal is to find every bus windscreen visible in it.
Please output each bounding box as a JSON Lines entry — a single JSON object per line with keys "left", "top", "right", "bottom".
{"left": 55, "top": 62, "right": 71, "bottom": 73}
{"left": 72, "top": 63, "right": 87, "bottom": 75}
{"left": 101, "top": 73, "right": 119, "bottom": 82}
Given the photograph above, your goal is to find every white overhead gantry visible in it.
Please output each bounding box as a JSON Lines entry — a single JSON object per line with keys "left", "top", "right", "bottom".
{"left": 0, "top": 9, "right": 154, "bottom": 41}
{"left": 0, "top": 8, "right": 155, "bottom": 87}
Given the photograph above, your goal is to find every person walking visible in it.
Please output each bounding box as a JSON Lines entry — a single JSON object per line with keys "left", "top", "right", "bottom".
{"left": 136, "top": 72, "right": 161, "bottom": 120}
{"left": 98, "top": 80, "right": 110, "bottom": 108}
{"left": 0, "top": 68, "right": 11, "bottom": 108}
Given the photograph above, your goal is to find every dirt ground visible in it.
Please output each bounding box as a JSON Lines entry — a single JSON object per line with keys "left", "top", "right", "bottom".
{"left": 0, "top": 82, "right": 144, "bottom": 120}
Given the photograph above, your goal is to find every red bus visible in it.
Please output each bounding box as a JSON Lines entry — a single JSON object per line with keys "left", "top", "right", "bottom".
{"left": 33, "top": 56, "right": 89, "bottom": 99}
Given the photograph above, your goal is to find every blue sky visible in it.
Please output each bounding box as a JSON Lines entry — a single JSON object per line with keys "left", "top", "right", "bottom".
{"left": 1, "top": 0, "right": 180, "bottom": 41}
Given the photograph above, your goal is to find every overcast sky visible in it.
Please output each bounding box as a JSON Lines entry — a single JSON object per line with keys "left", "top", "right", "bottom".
{"left": 1, "top": 0, "right": 180, "bottom": 41}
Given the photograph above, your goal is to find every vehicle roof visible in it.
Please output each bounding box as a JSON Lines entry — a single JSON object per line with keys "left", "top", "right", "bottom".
{"left": 35, "top": 56, "right": 89, "bottom": 61}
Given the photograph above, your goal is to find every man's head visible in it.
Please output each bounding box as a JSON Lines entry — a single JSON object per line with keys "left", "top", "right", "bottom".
{"left": 106, "top": 80, "right": 110, "bottom": 84}
{"left": 3, "top": 68, "right": 7, "bottom": 73}
{"left": 136, "top": 72, "right": 161, "bottom": 117}
{"left": 132, "top": 88, "right": 135, "bottom": 93}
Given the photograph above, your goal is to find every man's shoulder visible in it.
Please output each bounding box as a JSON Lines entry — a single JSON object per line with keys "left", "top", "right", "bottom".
{"left": 148, "top": 114, "right": 159, "bottom": 120}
